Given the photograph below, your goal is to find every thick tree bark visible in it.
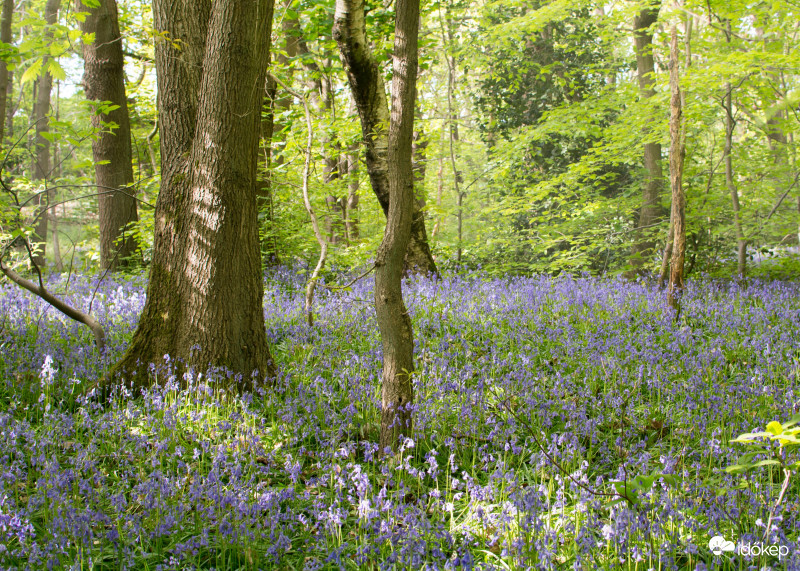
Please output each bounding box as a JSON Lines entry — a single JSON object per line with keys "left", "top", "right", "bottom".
{"left": 109, "top": 0, "right": 275, "bottom": 390}
{"left": 631, "top": 1, "right": 665, "bottom": 270}
{"left": 31, "top": 0, "right": 61, "bottom": 269}
{"left": 0, "top": 0, "right": 14, "bottom": 145}
{"left": 375, "top": 0, "right": 419, "bottom": 453}
{"left": 333, "top": 0, "right": 438, "bottom": 277}
{"left": 78, "top": 0, "right": 139, "bottom": 270}
{"left": 667, "top": 28, "right": 686, "bottom": 314}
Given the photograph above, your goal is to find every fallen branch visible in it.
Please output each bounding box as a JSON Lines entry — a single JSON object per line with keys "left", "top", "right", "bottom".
{"left": 0, "top": 261, "right": 105, "bottom": 350}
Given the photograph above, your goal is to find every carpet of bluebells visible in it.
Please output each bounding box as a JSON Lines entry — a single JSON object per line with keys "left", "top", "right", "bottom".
{"left": 0, "top": 267, "right": 798, "bottom": 570}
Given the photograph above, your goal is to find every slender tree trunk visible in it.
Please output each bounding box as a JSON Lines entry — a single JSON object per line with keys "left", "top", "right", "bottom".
{"left": 256, "top": 1, "right": 279, "bottom": 265}
{"left": 333, "top": 0, "right": 438, "bottom": 277}
{"left": 432, "top": 154, "right": 444, "bottom": 237}
{"left": 375, "top": 0, "right": 419, "bottom": 453}
{"left": 439, "top": 2, "right": 463, "bottom": 262}
{"left": 4, "top": 68, "right": 12, "bottom": 141}
{"left": 31, "top": 0, "right": 61, "bottom": 269}
{"left": 146, "top": 118, "right": 158, "bottom": 175}
{"left": 78, "top": 0, "right": 139, "bottom": 270}
{"left": 290, "top": 24, "right": 346, "bottom": 245}
{"left": 0, "top": 0, "right": 14, "bottom": 145}
{"left": 412, "top": 128, "right": 427, "bottom": 209}
{"left": 109, "top": 0, "right": 275, "bottom": 390}
{"left": 724, "top": 85, "right": 746, "bottom": 278}
{"left": 667, "top": 28, "right": 686, "bottom": 314}
{"left": 51, "top": 81, "right": 63, "bottom": 271}
{"left": 659, "top": 12, "right": 692, "bottom": 288}
{"left": 631, "top": 1, "right": 664, "bottom": 271}
{"left": 345, "top": 141, "right": 360, "bottom": 239}
{"left": 722, "top": 24, "right": 746, "bottom": 278}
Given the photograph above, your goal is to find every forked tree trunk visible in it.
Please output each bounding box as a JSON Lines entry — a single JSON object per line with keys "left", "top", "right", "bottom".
{"left": 109, "top": 0, "right": 275, "bottom": 390}
{"left": 333, "top": 0, "right": 438, "bottom": 277}
{"left": 0, "top": 0, "right": 14, "bottom": 145}
{"left": 78, "top": 0, "right": 139, "bottom": 270}
{"left": 631, "top": 1, "right": 664, "bottom": 271}
{"left": 667, "top": 28, "right": 686, "bottom": 314}
{"left": 375, "top": 0, "right": 419, "bottom": 453}
{"left": 31, "top": 0, "right": 61, "bottom": 269}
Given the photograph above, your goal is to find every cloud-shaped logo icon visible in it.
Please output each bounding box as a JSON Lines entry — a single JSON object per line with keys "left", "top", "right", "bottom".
{"left": 708, "top": 535, "right": 736, "bottom": 555}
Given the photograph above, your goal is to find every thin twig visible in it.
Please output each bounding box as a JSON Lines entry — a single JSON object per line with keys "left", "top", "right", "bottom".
{"left": 320, "top": 263, "right": 376, "bottom": 291}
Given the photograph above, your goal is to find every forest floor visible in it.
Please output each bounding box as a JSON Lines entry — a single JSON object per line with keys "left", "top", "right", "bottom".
{"left": 0, "top": 268, "right": 798, "bottom": 570}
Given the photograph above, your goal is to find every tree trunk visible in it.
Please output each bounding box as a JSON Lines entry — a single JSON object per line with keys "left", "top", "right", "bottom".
{"left": 630, "top": 1, "right": 664, "bottom": 271}
{"left": 724, "top": 84, "right": 746, "bottom": 278}
{"left": 0, "top": 0, "right": 14, "bottom": 145}
{"left": 256, "top": 3, "right": 279, "bottom": 266}
{"left": 345, "top": 142, "right": 360, "bottom": 240}
{"left": 375, "top": 0, "right": 419, "bottom": 453}
{"left": 439, "top": 4, "right": 463, "bottom": 262}
{"left": 723, "top": 23, "right": 746, "bottom": 279}
{"left": 659, "top": 12, "right": 692, "bottom": 288}
{"left": 31, "top": 0, "right": 61, "bottom": 269}
{"left": 293, "top": 26, "right": 346, "bottom": 244}
{"left": 412, "top": 127, "right": 427, "bottom": 209}
{"left": 109, "top": 0, "right": 275, "bottom": 390}
{"left": 78, "top": 0, "right": 139, "bottom": 270}
{"left": 667, "top": 28, "right": 686, "bottom": 314}
{"left": 333, "top": 0, "right": 438, "bottom": 277}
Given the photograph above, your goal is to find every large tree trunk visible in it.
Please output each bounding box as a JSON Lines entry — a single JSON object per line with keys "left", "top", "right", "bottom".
{"left": 375, "top": 0, "right": 419, "bottom": 453}
{"left": 109, "top": 0, "right": 275, "bottom": 390}
{"left": 333, "top": 0, "right": 438, "bottom": 277}
{"left": 0, "top": 0, "right": 14, "bottom": 145}
{"left": 78, "top": 0, "right": 139, "bottom": 270}
{"left": 667, "top": 28, "right": 686, "bottom": 314}
{"left": 630, "top": 1, "right": 664, "bottom": 271}
{"left": 31, "top": 0, "right": 61, "bottom": 269}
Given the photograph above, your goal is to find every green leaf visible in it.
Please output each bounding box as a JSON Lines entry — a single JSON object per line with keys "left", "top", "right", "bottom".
{"left": 48, "top": 60, "right": 66, "bottom": 81}
{"left": 20, "top": 59, "right": 42, "bottom": 84}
